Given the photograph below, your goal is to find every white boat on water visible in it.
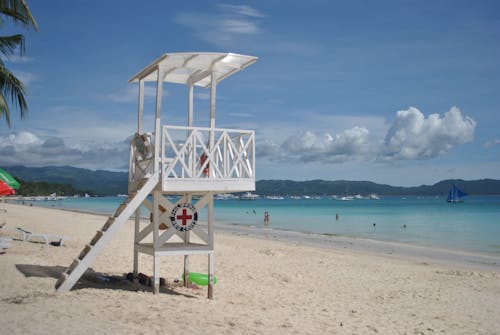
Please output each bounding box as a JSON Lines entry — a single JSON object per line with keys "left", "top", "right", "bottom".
{"left": 369, "top": 193, "right": 381, "bottom": 200}
{"left": 266, "top": 196, "right": 284, "bottom": 200}
{"left": 239, "top": 192, "right": 259, "bottom": 200}
{"left": 337, "top": 196, "right": 354, "bottom": 201}
{"left": 215, "top": 193, "right": 237, "bottom": 200}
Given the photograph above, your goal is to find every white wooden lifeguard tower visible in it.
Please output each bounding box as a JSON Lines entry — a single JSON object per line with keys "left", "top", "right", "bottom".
{"left": 56, "top": 52, "right": 258, "bottom": 298}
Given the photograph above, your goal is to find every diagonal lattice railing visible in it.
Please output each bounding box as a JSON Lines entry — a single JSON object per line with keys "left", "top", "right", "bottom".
{"left": 161, "top": 125, "right": 255, "bottom": 181}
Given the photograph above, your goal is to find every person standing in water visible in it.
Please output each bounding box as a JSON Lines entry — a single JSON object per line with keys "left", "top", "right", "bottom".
{"left": 264, "top": 211, "right": 270, "bottom": 225}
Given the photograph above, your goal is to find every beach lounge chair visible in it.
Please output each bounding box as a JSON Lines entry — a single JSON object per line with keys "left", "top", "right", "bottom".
{"left": 0, "top": 237, "right": 11, "bottom": 254}
{"left": 16, "top": 227, "right": 67, "bottom": 246}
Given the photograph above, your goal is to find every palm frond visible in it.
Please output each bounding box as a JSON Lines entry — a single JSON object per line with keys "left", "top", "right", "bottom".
{"left": 0, "top": 63, "right": 27, "bottom": 126}
{"left": 0, "top": 0, "right": 35, "bottom": 127}
{"left": 0, "top": 33, "right": 24, "bottom": 57}
{"left": 0, "top": 0, "right": 38, "bottom": 30}
{"left": 0, "top": 89, "right": 10, "bottom": 126}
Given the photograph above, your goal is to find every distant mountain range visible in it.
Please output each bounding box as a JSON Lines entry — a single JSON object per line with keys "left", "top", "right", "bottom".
{"left": 256, "top": 179, "right": 500, "bottom": 196}
{"left": 3, "top": 165, "right": 500, "bottom": 196}
{"left": 4, "top": 165, "right": 128, "bottom": 196}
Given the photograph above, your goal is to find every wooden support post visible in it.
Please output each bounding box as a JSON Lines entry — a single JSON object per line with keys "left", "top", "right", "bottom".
{"left": 188, "top": 84, "right": 194, "bottom": 173}
{"left": 153, "top": 190, "right": 160, "bottom": 294}
{"left": 154, "top": 67, "right": 164, "bottom": 173}
{"left": 133, "top": 208, "right": 140, "bottom": 280}
{"left": 208, "top": 252, "right": 214, "bottom": 299}
{"left": 183, "top": 255, "right": 189, "bottom": 288}
{"left": 137, "top": 79, "right": 144, "bottom": 133}
{"left": 183, "top": 194, "right": 192, "bottom": 287}
{"left": 153, "top": 252, "right": 160, "bottom": 294}
{"left": 207, "top": 193, "right": 215, "bottom": 299}
{"left": 188, "top": 84, "right": 193, "bottom": 127}
{"left": 209, "top": 72, "right": 216, "bottom": 178}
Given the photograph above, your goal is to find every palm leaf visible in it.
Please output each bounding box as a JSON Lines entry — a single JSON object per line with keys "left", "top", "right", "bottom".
{"left": 0, "top": 33, "right": 24, "bottom": 57}
{"left": 0, "top": 88, "right": 10, "bottom": 125}
{"left": 0, "top": 0, "right": 38, "bottom": 30}
{"left": 0, "top": 0, "right": 36, "bottom": 127}
{"left": 0, "top": 63, "right": 27, "bottom": 126}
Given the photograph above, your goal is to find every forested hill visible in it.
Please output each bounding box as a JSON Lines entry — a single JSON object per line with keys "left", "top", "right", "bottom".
{"left": 256, "top": 179, "right": 500, "bottom": 196}
{"left": 5, "top": 165, "right": 128, "bottom": 196}
{"left": 3, "top": 165, "right": 500, "bottom": 196}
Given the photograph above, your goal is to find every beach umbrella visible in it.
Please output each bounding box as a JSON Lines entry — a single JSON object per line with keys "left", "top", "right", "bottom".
{"left": 0, "top": 180, "right": 15, "bottom": 196}
{"left": 0, "top": 168, "right": 20, "bottom": 190}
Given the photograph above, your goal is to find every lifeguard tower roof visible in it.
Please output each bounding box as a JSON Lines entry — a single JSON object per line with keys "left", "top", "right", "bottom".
{"left": 129, "top": 52, "right": 258, "bottom": 88}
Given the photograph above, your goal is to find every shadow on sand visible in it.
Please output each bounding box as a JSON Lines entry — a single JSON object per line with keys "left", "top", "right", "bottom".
{"left": 15, "top": 264, "right": 196, "bottom": 298}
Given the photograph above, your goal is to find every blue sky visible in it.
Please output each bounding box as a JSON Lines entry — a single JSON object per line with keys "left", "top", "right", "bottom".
{"left": 0, "top": 0, "right": 499, "bottom": 186}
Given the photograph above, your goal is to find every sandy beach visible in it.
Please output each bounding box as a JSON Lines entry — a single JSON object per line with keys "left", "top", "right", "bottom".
{"left": 0, "top": 202, "right": 499, "bottom": 334}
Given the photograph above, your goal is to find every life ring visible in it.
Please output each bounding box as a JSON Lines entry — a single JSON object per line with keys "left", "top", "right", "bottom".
{"left": 200, "top": 153, "right": 209, "bottom": 176}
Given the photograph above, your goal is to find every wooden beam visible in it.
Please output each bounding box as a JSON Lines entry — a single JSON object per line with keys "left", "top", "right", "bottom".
{"left": 154, "top": 67, "right": 164, "bottom": 173}
{"left": 137, "top": 79, "right": 144, "bottom": 133}
{"left": 208, "top": 193, "right": 214, "bottom": 298}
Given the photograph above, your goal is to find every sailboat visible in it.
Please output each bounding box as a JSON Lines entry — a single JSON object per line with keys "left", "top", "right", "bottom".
{"left": 446, "top": 184, "right": 467, "bottom": 203}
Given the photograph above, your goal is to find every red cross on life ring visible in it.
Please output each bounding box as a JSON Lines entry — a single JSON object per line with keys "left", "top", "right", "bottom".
{"left": 169, "top": 203, "right": 198, "bottom": 232}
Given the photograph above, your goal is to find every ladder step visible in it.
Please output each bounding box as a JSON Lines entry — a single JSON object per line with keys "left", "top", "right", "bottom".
{"left": 55, "top": 172, "right": 158, "bottom": 293}
{"left": 114, "top": 203, "right": 128, "bottom": 217}
{"left": 138, "top": 177, "right": 150, "bottom": 188}
{"left": 66, "top": 259, "right": 80, "bottom": 275}
{"left": 78, "top": 244, "right": 92, "bottom": 260}
{"left": 55, "top": 272, "right": 68, "bottom": 289}
{"left": 102, "top": 217, "right": 115, "bottom": 231}
{"left": 129, "top": 177, "right": 150, "bottom": 193}
{"left": 90, "top": 231, "right": 104, "bottom": 246}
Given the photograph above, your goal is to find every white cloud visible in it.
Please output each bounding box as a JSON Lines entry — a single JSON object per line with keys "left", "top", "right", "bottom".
{"left": 483, "top": 138, "right": 500, "bottom": 147}
{"left": 217, "top": 4, "right": 266, "bottom": 18}
{"left": 0, "top": 131, "right": 130, "bottom": 170}
{"left": 175, "top": 4, "right": 263, "bottom": 47}
{"left": 381, "top": 106, "right": 476, "bottom": 161}
{"left": 13, "top": 70, "right": 38, "bottom": 85}
{"left": 4, "top": 55, "right": 34, "bottom": 64}
{"left": 220, "top": 19, "right": 260, "bottom": 34}
{"left": 195, "top": 92, "right": 210, "bottom": 100}
{"left": 257, "top": 106, "right": 475, "bottom": 165}
{"left": 106, "top": 85, "right": 158, "bottom": 103}
{"left": 258, "top": 127, "right": 373, "bottom": 163}
{"left": 227, "top": 112, "right": 253, "bottom": 118}
{"left": 0, "top": 107, "right": 476, "bottom": 171}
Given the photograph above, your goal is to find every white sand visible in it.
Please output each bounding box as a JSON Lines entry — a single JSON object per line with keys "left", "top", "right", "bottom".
{"left": 0, "top": 202, "right": 499, "bottom": 334}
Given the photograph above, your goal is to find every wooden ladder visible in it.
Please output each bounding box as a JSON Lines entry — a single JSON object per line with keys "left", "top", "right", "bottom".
{"left": 55, "top": 173, "right": 159, "bottom": 292}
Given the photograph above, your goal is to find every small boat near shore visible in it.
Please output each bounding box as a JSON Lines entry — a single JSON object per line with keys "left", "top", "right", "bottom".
{"left": 239, "top": 192, "right": 259, "bottom": 200}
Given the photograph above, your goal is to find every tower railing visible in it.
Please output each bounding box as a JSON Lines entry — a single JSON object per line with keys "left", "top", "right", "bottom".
{"left": 129, "top": 126, "right": 255, "bottom": 193}
{"left": 162, "top": 125, "right": 255, "bottom": 181}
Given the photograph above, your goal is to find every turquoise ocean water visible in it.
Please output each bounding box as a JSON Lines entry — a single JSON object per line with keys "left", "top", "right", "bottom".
{"left": 19, "top": 195, "right": 500, "bottom": 255}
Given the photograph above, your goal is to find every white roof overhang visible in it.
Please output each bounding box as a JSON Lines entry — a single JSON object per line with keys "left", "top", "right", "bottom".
{"left": 129, "top": 52, "right": 258, "bottom": 88}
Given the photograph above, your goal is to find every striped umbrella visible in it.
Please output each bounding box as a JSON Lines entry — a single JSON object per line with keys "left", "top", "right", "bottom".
{"left": 0, "top": 168, "right": 20, "bottom": 190}
{"left": 0, "top": 180, "right": 15, "bottom": 196}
